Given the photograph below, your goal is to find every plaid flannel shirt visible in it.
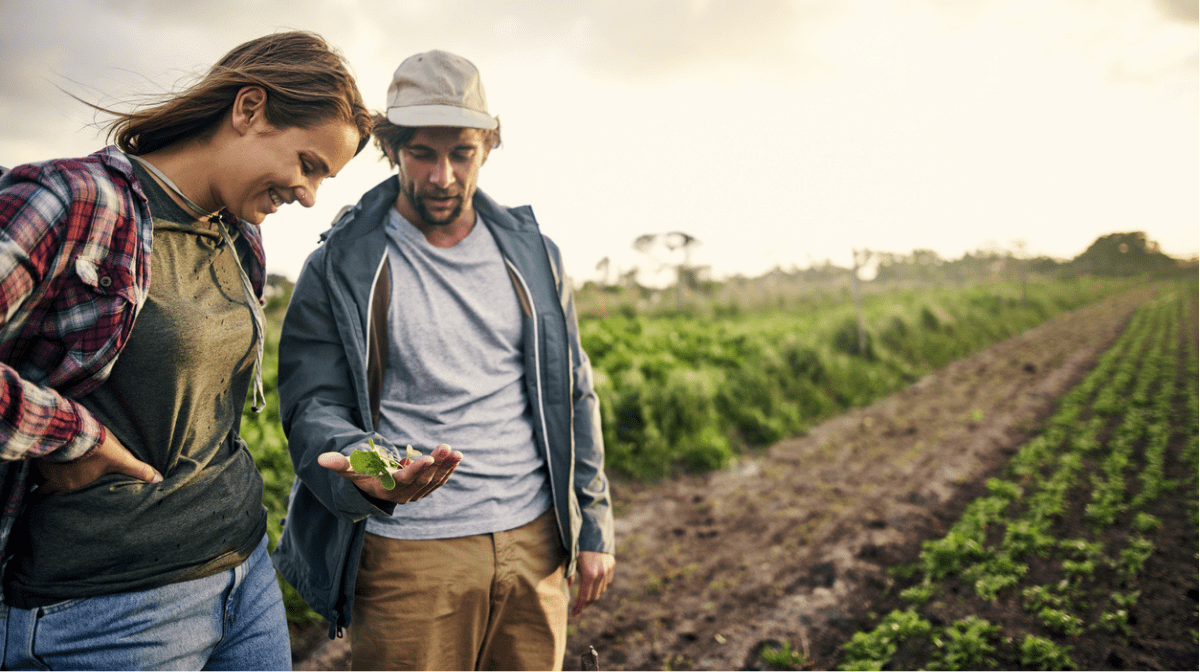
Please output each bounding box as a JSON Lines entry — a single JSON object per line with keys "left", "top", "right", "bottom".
{"left": 0, "top": 146, "right": 265, "bottom": 583}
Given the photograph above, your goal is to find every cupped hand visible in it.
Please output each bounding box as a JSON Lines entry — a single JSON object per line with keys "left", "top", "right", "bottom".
{"left": 318, "top": 443, "right": 462, "bottom": 504}
{"left": 34, "top": 429, "right": 163, "bottom": 496}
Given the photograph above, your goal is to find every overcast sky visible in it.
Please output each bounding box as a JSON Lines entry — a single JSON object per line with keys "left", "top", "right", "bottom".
{"left": 2, "top": 0, "right": 1196, "bottom": 284}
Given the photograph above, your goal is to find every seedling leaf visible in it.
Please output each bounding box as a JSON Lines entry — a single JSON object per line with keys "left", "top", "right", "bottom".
{"left": 348, "top": 438, "right": 407, "bottom": 490}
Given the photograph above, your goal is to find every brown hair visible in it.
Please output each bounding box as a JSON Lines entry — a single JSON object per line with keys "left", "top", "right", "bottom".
{"left": 371, "top": 112, "right": 502, "bottom": 168}
{"left": 99, "top": 31, "right": 373, "bottom": 156}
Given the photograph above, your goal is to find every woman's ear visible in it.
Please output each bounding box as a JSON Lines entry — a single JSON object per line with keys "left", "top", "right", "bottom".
{"left": 231, "top": 86, "right": 268, "bottom": 135}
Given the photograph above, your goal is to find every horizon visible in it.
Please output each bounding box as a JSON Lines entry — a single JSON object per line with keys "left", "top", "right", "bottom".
{"left": 2, "top": 1, "right": 1196, "bottom": 284}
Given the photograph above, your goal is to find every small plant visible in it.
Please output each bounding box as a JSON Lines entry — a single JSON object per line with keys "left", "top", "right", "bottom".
{"left": 899, "top": 582, "right": 934, "bottom": 606}
{"left": 886, "top": 562, "right": 920, "bottom": 579}
{"left": 1038, "top": 607, "right": 1084, "bottom": 636}
{"left": 348, "top": 439, "right": 420, "bottom": 489}
{"left": 839, "top": 609, "right": 932, "bottom": 671}
{"left": 986, "top": 478, "right": 1023, "bottom": 501}
{"left": 759, "top": 640, "right": 811, "bottom": 670}
{"left": 931, "top": 616, "right": 999, "bottom": 670}
{"left": 1131, "top": 512, "right": 1160, "bottom": 534}
{"left": 1021, "top": 585, "right": 1062, "bottom": 613}
{"left": 974, "top": 571, "right": 1021, "bottom": 602}
{"left": 1119, "top": 536, "right": 1155, "bottom": 575}
{"left": 921, "top": 531, "right": 985, "bottom": 579}
{"left": 1002, "top": 520, "right": 1056, "bottom": 557}
{"left": 964, "top": 553, "right": 1027, "bottom": 601}
{"left": 1062, "top": 558, "right": 1096, "bottom": 578}
{"left": 1111, "top": 590, "right": 1140, "bottom": 609}
{"left": 1019, "top": 634, "right": 1076, "bottom": 669}
{"left": 1058, "top": 537, "right": 1104, "bottom": 564}
{"left": 1098, "top": 608, "right": 1130, "bottom": 634}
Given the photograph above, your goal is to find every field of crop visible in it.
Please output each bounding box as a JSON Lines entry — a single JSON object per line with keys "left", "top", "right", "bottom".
{"left": 239, "top": 276, "right": 1198, "bottom": 668}
{"left": 551, "top": 281, "right": 1194, "bottom": 671}
{"left": 581, "top": 278, "right": 1135, "bottom": 480}
{"left": 835, "top": 282, "right": 1198, "bottom": 670}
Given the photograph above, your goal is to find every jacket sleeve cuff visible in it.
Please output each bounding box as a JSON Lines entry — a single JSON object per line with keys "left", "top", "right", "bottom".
{"left": 332, "top": 477, "right": 398, "bottom": 520}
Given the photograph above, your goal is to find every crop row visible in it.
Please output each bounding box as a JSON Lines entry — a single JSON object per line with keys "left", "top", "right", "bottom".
{"left": 582, "top": 278, "right": 1135, "bottom": 480}
{"left": 832, "top": 281, "right": 1198, "bottom": 671}
{"left": 240, "top": 277, "right": 1141, "bottom": 628}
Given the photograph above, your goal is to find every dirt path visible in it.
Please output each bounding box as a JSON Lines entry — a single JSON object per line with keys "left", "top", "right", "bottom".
{"left": 566, "top": 286, "right": 1158, "bottom": 670}
{"left": 298, "top": 286, "right": 1157, "bottom": 671}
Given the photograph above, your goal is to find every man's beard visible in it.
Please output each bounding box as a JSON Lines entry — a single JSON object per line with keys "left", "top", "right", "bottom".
{"left": 400, "top": 181, "right": 463, "bottom": 227}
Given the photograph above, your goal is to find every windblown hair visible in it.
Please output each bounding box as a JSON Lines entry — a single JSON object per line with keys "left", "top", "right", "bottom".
{"left": 97, "top": 31, "right": 373, "bottom": 156}
{"left": 371, "top": 113, "right": 502, "bottom": 168}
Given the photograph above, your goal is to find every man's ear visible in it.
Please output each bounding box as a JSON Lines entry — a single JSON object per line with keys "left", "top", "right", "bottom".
{"left": 231, "top": 86, "right": 268, "bottom": 135}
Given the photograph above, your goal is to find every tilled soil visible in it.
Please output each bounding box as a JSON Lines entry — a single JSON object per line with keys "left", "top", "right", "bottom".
{"left": 299, "top": 285, "right": 1193, "bottom": 671}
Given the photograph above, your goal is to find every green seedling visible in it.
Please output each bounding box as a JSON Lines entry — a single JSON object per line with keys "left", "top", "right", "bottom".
{"left": 759, "top": 640, "right": 810, "bottom": 670}
{"left": 931, "top": 616, "right": 999, "bottom": 670}
{"left": 348, "top": 439, "right": 421, "bottom": 490}
{"left": 1019, "top": 635, "right": 1075, "bottom": 670}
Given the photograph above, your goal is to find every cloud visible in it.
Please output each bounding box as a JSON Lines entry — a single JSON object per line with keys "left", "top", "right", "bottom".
{"left": 1157, "top": 0, "right": 1199, "bottom": 22}
{"left": 562, "top": 0, "right": 829, "bottom": 83}
{"left": 311, "top": 0, "right": 831, "bottom": 85}
{"left": 1, "top": 0, "right": 1194, "bottom": 280}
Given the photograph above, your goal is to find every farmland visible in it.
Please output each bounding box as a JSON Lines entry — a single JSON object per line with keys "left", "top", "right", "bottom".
{"left": 579, "top": 277, "right": 1139, "bottom": 481}
{"left": 835, "top": 281, "right": 1198, "bottom": 671}
{"left": 556, "top": 280, "right": 1196, "bottom": 671}
{"left": 243, "top": 276, "right": 1198, "bottom": 669}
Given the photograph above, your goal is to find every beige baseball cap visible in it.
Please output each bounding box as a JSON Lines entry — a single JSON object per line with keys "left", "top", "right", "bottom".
{"left": 385, "top": 50, "right": 498, "bottom": 130}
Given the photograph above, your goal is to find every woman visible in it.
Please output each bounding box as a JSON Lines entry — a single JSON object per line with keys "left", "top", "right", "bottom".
{"left": 0, "top": 31, "right": 370, "bottom": 670}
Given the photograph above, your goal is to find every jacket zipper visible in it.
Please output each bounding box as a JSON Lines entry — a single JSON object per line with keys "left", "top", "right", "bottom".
{"left": 503, "top": 259, "right": 562, "bottom": 541}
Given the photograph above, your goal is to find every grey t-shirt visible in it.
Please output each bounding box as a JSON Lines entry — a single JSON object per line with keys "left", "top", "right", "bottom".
{"left": 366, "top": 207, "right": 551, "bottom": 540}
{"left": 3, "top": 162, "right": 266, "bottom": 608}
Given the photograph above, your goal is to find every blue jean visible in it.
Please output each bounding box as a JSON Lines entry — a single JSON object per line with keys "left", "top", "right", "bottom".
{"left": 0, "top": 535, "right": 290, "bottom": 671}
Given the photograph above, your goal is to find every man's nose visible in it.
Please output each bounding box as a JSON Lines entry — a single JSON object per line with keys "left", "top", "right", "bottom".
{"left": 430, "top": 156, "right": 455, "bottom": 188}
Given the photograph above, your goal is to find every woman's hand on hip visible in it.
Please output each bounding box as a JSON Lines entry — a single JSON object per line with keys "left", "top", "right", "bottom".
{"left": 33, "top": 429, "right": 163, "bottom": 495}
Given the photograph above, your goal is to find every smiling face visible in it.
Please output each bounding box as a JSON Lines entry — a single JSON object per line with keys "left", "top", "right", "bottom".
{"left": 216, "top": 90, "right": 360, "bottom": 225}
{"left": 393, "top": 126, "right": 490, "bottom": 233}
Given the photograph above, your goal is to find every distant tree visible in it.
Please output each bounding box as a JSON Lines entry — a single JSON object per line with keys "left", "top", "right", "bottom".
{"left": 874, "top": 249, "right": 944, "bottom": 283}
{"left": 1011, "top": 239, "right": 1029, "bottom": 303}
{"left": 1071, "top": 232, "right": 1176, "bottom": 276}
{"left": 851, "top": 248, "right": 874, "bottom": 355}
{"left": 632, "top": 231, "right": 704, "bottom": 309}
{"left": 595, "top": 256, "right": 611, "bottom": 285}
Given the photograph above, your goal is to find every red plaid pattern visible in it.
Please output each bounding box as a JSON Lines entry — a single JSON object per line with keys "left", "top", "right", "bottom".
{"left": 0, "top": 147, "right": 265, "bottom": 582}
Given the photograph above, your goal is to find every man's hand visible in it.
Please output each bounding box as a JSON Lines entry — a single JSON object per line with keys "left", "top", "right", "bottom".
{"left": 318, "top": 443, "right": 462, "bottom": 504}
{"left": 569, "top": 551, "right": 615, "bottom": 617}
{"left": 34, "top": 429, "right": 163, "bottom": 496}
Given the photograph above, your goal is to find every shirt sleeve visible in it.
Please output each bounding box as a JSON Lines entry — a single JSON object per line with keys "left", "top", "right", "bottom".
{"left": 0, "top": 177, "right": 107, "bottom": 463}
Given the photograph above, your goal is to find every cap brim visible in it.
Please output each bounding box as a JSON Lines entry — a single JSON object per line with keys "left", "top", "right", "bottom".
{"left": 387, "top": 105, "right": 497, "bottom": 130}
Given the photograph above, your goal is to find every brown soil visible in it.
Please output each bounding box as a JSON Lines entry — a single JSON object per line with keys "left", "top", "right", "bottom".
{"left": 296, "top": 285, "right": 1198, "bottom": 671}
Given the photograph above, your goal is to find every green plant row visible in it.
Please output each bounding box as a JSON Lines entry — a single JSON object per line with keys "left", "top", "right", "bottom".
{"left": 583, "top": 278, "right": 1134, "bottom": 480}
{"left": 835, "top": 281, "right": 1197, "bottom": 671}
{"left": 241, "top": 278, "right": 1145, "bottom": 630}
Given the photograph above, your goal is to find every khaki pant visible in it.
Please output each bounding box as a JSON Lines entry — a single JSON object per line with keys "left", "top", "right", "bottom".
{"left": 349, "top": 510, "right": 569, "bottom": 671}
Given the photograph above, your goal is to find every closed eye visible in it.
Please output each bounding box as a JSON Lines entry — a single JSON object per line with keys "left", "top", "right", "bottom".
{"left": 300, "top": 153, "right": 330, "bottom": 178}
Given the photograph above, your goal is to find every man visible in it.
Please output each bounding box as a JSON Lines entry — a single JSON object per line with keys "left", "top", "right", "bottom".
{"left": 272, "top": 50, "right": 616, "bottom": 670}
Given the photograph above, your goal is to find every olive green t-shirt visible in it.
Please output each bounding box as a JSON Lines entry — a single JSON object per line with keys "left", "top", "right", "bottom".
{"left": 3, "top": 163, "right": 266, "bottom": 608}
